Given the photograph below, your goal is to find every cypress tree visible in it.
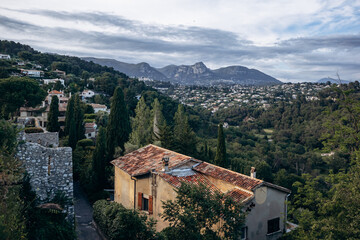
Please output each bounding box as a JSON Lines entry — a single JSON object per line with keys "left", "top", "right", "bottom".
{"left": 73, "top": 94, "right": 85, "bottom": 141}
{"left": 46, "top": 95, "right": 60, "bottom": 132}
{"left": 64, "top": 95, "right": 75, "bottom": 135}
{"left": 214, "top": 123, "right": 228, "bottom": 168}
{"left": 92, "top": 126, "right": 107, "bottom": 190}
{"left": 129, "top": 96, "right": 151, "bottom": 147}
{"left": 68, "top": 117, "right": 77, "bottom": 149}
{"left": 106, "top": 87, "right": 130, "bottom": 160}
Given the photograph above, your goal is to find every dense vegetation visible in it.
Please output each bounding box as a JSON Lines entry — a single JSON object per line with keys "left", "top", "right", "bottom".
{"left": 1, "top": 40, "right": 360, "bottom": 239}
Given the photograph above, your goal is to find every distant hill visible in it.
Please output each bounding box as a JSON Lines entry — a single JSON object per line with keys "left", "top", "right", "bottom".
{"left": 317, "top": 77, "right": 351, "bottom": 84}
{"left": 83, "top": 58, "right": 168, "bottom": 81}
{"left": 83, "top": 57, "right": 281, "bottom": 86}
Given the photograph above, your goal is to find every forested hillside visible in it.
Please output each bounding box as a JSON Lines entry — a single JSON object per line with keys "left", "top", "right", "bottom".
{"left": 1, "top": 40, "right": 360, "bottom": 239}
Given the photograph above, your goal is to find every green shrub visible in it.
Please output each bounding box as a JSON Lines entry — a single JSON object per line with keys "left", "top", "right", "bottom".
{"left": 83, "top": 119, "right": 95, "bottom": 123}
{"left": 93, "top": 200, "right": 156, "bottom": 240}
{"left": 24, "top": 127, "right": 44, "bottom": 133}
{"left": 84, "top": 113, "right": 97, "bottom": 119}
{"left": 76, "top": 139, "right": 94, "bottom": 147}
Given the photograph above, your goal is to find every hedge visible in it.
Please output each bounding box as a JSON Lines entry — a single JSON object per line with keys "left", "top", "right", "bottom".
{"left": 24, "top": 127, "right": 44, "bottom": 133}
{"left": 93, "top": 200, "right": 157, "bottom": 240}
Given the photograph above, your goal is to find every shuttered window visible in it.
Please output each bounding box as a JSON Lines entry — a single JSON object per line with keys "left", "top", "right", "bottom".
{"left": 149, "top": 195, "right": 153, "bottom": 214}
{"left": 138, "top": 192, "right": 143, "bottom": 210}
{"left": 138, "top": 192, "right": 153, "bottom": 215}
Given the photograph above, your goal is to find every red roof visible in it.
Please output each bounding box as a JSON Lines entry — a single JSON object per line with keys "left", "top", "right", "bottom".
{"left": 193, "top": 162, "right": 263, "bottom": 191}
{"left": 111, "top": 144, "right": 192, "bottom": 177}
{"left": 225, "top": 188, "right": 253, "bottom": 202}
{"left": 48, "top": 90, "right": 63, "bottom": 95}
{"left": 112, "top": 145, "right": 290, "bottom": 196}
{"left": 159, "top": 172, "right": 219, "bottom": 193}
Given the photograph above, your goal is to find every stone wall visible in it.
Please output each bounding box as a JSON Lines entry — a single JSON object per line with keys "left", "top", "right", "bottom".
{"left": 16, "top": 142, "right": 74, "bottom": 222}
{"left": 25, "top": 132, "right": 59, "bottom": 147}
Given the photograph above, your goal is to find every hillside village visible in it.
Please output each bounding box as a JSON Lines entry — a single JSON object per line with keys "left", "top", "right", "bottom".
{"left": 162, "top": 83, "right": 329, "bottom": 112}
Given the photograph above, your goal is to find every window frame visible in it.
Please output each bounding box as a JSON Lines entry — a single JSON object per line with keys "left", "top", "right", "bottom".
{"left": 267, "top": 217, "right": 280, "bottom": 235}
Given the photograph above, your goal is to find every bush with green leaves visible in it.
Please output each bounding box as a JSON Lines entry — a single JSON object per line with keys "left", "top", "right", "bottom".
{"left": 93, "top": 200, "right": 157, "bottom": 240}
{"left": 24, "top": 127, "right": 44, "bottom": 133}
{"left": 161, "top": 182, "right": 245, "bottom": 240}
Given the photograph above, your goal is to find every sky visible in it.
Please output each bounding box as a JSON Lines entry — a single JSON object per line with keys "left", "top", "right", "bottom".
{"left": 0, "top": 0, "right": 360, "bottom": 82}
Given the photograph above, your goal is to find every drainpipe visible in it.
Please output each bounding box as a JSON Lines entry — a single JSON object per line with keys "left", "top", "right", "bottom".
{"left": 284, "top": 193, "right": 291, "bottom": 232}
{"left": 131, "top": 176, "right": 137, "bottom": 209}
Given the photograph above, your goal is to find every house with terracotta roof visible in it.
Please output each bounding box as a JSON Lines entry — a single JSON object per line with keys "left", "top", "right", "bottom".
{"left": 19, "top": 91, "right": 68, "bottom": 129}
{"left": 111, "top": 144, "right": 290, "bottom": 239}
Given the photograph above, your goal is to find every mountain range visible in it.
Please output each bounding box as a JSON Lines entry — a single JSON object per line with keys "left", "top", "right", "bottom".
{"left": 83, "top": 57, "right": 282, "bottom": 86}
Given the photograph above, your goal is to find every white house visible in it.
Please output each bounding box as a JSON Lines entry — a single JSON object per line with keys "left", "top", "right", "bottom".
{"left": 0, "top": 54, "right": 10, "bottom": 60}
{"left": 81, "top": 90, "right": 95, "bottom": 99}
{"left": 43, "top": 78, "right": 65, "bottom": 86}
{"left": 85, "top": 122, "right": 97, "bottom": 139}
{"left": 21, "top": 69, "right": 44, "bottom": 78}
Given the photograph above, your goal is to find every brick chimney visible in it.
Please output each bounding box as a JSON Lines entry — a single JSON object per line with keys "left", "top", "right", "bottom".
{"left": 250, "top": 167, "right": 256, "bottom": 178}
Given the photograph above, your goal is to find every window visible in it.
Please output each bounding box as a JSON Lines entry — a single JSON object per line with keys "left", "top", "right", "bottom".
{"left": 267, "top": 217, "right": 280, "bottom": 234}
{"left": 142, "top": 197, "right": 149, "bottom": 211}
{"left": 47, "top": 156, "right": 51, "bottom": 176}
{"left": 241, "top": 226, "right": 248, "bottom": 240}
{"left": 138, "top": 192, "right": 153, "bottom": 214}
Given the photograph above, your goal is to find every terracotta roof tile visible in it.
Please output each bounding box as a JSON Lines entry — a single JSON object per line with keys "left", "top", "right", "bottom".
{"left": 193, "top": 162, "right": 263, "bottom": 191}
{"left": 159, "top": 172, "right": 220, "bottom": 193}
{"left": 48, "top": 90, "right": 63, "bottom": 94}
{"left": 111, "top": 144, "right": 192, "bottom": 177}
{"left": 225, "top": 188, "right": 253, "bottom": 202}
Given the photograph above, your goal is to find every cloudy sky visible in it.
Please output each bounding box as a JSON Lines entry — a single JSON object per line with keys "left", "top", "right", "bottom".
{"left": 0, "top": 0, "right": 360, "bottom": 82}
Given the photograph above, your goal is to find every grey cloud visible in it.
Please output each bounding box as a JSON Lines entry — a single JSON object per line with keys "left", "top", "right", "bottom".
{"left": 0, "top": 9, "right": 359, "bottom": 81}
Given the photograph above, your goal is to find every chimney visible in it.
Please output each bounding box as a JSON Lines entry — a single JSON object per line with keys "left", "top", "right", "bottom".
{"left": 250, "top": 167, "right": 256, "bottom": 178}
{"left": 162, "top": 157, "right": 170, "bottom": 173}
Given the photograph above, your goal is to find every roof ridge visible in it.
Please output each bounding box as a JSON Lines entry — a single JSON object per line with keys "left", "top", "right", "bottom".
{"left": 146, "top": 144, "right": 193, "bottom": 159}
{"left": 197, "top": 161, "right": 263, "bottom": 183}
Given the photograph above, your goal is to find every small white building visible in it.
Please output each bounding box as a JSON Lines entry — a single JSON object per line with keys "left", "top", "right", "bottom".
{"left": 43, "top": 78, "right": 65, "bottom": 86}
{"left": 82, "top": 90, "right": 95, "bottom": 98}
{"left": 21, "top": 69, "right": 44, "bottom": 78}
{"left": 85, "top": 122, "right": 97, "bottom": 139}
{"left": 0, "top": 54, "right": 10, "bottom": 60}
{"left": 90, "top": 103, "right": 107, "bottom": 113}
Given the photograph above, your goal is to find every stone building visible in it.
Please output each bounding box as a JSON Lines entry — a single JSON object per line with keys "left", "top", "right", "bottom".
{"left": 112, "top": 145, "right": 291, "bottom": 240}
{"left": 17, "top": 132, "right": 74, "bottom": 222}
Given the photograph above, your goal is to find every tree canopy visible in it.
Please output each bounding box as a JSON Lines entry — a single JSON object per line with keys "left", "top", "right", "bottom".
{"left": 106, "top": 87, "right": 130, "bottom": 160}
{"left": 161, "top": 182, "right": 245, "bottom": 240}
{"left": 0, "top": 77, "right": 46, "bottom": 118}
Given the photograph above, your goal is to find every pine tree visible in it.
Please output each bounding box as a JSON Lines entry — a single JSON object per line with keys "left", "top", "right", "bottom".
{"left": 151, "top": 98, "right": 165, "bottom": 141}
{"left": 214, "top": 123, "right": 228, "bottom": 168}
{"left": 64, "top": 95, "right": 74, "bottom": 135}
{"left": 158, "top": 123, "right": 175, "bottom": 150}
{"left": 92, "top": 127, "right": 107, "bottom": 190}
{"left": 46, "top": 95, "right": 60, "bottom": 132}
{"left": 106, "top": 87, "right": 130, "bottom": 160}
{"left": 173, "top": 104, "right": 197, "bottom": 156}
{"left": 129, "top": 96, "right": 151, "bottom": 147}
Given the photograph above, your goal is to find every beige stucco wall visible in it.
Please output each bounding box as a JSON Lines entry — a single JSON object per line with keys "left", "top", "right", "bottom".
{"left": 245, "top": 187, "right": 287, "bottom": 240}
{"left": 153, "top": 175, "right": 177, "bottom": 231}
{"left": 114, "top": 169, "right": 177, "bottom": 232}
{"left": 114, "top": 167, "right": 134, "bottom": 209}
